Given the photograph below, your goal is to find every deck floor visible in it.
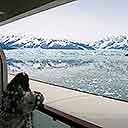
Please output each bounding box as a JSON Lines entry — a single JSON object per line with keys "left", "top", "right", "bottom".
{"left": 9, "top": 75, "right": 128, "bottom": 128}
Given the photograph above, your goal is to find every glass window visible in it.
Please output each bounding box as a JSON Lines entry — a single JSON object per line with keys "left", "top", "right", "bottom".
{"left": 0, "top": 0, "right": 128, "bottom": 102}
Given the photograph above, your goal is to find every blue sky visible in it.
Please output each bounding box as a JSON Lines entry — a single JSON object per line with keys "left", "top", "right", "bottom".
{"left": 0, "top": 0, "right": 128, "bottom": 42}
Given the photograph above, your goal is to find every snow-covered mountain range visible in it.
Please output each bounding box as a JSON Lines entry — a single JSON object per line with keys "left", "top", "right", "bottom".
{"left": 0, "top": 33, "right": 128, "bottom": 50}
{"left": 89, "top": 35, "right": 128, "bottom": 50}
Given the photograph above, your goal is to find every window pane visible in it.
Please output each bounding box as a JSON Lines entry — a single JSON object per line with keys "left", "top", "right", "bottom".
{"left": 1, "top": 0, "right": 128, "bottom": 102}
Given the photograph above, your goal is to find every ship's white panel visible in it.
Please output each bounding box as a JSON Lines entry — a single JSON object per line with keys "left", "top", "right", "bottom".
{"left": 0, "top": 49, "right": 7, "bottom": 92}
{"left": 0, "top": 49, "right": 7, "bottom": 106}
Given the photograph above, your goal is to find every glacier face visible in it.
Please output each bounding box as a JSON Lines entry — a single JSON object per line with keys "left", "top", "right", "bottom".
{"left": 1, "top": 33, "right": 128, "bottom": 50}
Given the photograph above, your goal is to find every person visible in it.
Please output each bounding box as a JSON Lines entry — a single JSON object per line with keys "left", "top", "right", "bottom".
{"left": 0, "top": 72, "right": 44, "bottom": 128}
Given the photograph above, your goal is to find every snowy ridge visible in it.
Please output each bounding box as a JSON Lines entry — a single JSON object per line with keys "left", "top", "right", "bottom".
{"left": 0, "top": 33, "right": 128, "bottom": 50}
{"left": 0, "top": 34, "right": 93, "bottom": 50}
{"left": 90, "top": 34, "right": 128, "bottom": 50}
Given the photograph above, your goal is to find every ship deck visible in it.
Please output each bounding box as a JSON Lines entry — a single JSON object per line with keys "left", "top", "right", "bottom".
{"left": 9, "top": 74, "right": 128, "bottom": 128}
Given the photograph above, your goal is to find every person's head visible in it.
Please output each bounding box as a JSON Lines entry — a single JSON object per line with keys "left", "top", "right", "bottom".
{"left": 7, "top": 72, "right": 30, "bottom": 91}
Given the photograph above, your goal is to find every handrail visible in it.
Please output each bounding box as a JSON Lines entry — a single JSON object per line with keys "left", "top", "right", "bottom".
{"left": 37, "top": 104, "right": 102, "bottom": 128}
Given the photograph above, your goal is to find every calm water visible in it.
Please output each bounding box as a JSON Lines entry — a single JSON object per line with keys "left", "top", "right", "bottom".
{"left": 4, "top": 48, "right": 128, "bottom": 101}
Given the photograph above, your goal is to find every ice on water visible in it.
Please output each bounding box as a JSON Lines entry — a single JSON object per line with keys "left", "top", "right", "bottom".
{"left": 4, "top": 48, "right": 128, "bottom": 101}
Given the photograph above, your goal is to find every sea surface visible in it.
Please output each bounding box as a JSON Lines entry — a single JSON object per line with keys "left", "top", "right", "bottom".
{"left": 4, "top": 48, "right": 128, "bottom": 101}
